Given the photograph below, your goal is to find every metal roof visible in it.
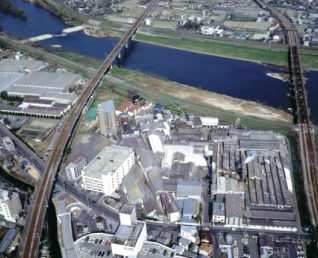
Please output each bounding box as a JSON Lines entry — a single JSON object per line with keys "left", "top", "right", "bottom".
{"left": 0, "top": 72, "right": 24, "bottom": 91}
{"left": 176, "top": 181, "right": 202, "bottom": 199}
{"left": 0, "top": 59, "right": 45, "bottom": 73}
{"left": 14, "top": 71, "right": 80, "bottom": 90}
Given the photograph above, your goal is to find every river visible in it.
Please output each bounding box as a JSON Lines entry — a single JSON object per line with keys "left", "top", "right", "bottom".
{"left": 0, "top": 0, "right": 317, "bottom": 123}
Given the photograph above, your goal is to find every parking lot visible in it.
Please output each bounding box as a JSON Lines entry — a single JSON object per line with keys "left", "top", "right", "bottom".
{"left": 138, "top": 243, "right": 176, "bottom": 258}
{"left": 75, "top": 233, "right": 113, "bottom": 258}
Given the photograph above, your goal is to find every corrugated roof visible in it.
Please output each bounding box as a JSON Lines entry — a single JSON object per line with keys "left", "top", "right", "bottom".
{"left": 176, "top": 181, "right": 202, "bottom": 198}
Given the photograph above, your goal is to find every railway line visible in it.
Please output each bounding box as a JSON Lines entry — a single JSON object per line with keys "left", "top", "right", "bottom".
{"left": 19, "top": 0, "right": 160, "bottom": 256}
{"left": 254, "top": 0, "right": 318, "bottom": 237}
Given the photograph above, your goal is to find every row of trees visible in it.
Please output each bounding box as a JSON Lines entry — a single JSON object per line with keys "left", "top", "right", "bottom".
{"left": 0, "top": 0, "right": 27, "bottom": 20}
{"left": 0, "top": 91, "right": 24, "bottom": 103}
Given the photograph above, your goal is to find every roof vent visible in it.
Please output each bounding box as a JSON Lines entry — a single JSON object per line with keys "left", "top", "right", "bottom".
{"left": 110, "top": 160, "right": 114, "bottom": 162}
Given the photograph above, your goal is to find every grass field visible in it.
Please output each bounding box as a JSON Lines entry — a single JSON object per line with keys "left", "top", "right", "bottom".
{"left": 54, "top": 52, "right": 103, "bottom": 69}
{"left": 135, "top": 34, "right": 289, "bottom": 65}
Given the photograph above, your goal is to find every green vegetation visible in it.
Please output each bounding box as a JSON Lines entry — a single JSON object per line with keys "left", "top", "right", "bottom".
{"left": 0, "top": 91, "right": 23, "bottom": 102}
{"left": 0, "top": 0, "right": 27, "bottom": 20}
{"left": 136, "top": 34, "right": 289, "bottom": 65}
{"left": 0, "top": 227, "right": 9, "bottom": 241}
{"left": 54, "top": 52, "right": 103, "bottom": 70}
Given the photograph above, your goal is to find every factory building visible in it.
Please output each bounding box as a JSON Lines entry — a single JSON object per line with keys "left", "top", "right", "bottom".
{"left": 82, "top": 146, "right": 134, "bottom": 196}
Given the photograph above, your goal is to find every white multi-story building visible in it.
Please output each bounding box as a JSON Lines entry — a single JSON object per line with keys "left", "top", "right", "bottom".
{"left": 65, "top": 153, "right": 87, "bottom": 182}
{"left": 82, "top": 145, "right": 134, "bottom": 196}
{"left": 112, "top": 204, "right": 147, "bottom": 258}
{"left": 180, "top": 225, "right": 198, "bottom": 243}
{"left": 98, "top": 100, "right": 118, "bottom": 137}
{"left": 0, "top": 189, "right": 22, "bottom": 223}
{"left": 2, "top": 137, "right": 15, "bottom": 153}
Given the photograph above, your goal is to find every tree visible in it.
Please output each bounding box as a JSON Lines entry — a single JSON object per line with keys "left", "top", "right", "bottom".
{"left": 0, "top": 91, "right": 8, "bottom": 100}
{"left": 3, "top": 118, "right": 10, "bottom": 125}
{"left": 66, "top": 147, "right": 72, "bottom": 155}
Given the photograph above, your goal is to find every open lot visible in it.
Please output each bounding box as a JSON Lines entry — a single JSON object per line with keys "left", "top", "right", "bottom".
{"left": 18, "top": 118, "right": 59, "bottom": 157}
{"left": 224, "top": 21, "right": 272, "bottom": 30}
{"left": 67, "top": 133, "right": 113, "bottom": 164}
{"left": 22, "top": 118, "right": 59, "bottom": 131}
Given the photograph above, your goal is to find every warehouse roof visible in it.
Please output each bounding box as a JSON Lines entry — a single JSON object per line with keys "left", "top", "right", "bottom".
{"left": 176, "top": 181, "right": 202, "bottom": 199}
{"left": 0, "top": 59, "right": 45, "bottom": 73}
{"left": 225, "top": 194, "right": 243, "bottom": 218}
{"left": 199, "top": 116, "right": 218, "bottom": 126}
{"left": 0, "top": 73, "right": 24, "bottom": 91}
{"left": 82, "top": 145, "right": 133, "bottom": 179}
{"left": 14, "top": 71, "right": 80, "bottom": 90}
{"left": 148, "top": 134, "right": 164, "bottom": 153}
{"left": 41, "top": 92, "right": 78, "bottom": 103}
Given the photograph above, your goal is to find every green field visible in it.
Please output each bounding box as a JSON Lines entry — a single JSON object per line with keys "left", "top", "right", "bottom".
{"left": 136, "top": 34, "right": 289, "bottom": 65}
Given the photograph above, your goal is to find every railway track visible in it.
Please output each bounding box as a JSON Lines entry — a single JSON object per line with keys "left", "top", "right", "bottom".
{"left": 19, "top": 0, "right": 159, "bottom": 256}
{"left": 254, "top": 0, "right": 318, "bottom": 236}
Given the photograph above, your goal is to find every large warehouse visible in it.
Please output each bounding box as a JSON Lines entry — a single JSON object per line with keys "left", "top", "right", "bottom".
{"left": 0, "top": 60, "right": 80, "bottom": 105}
{"left": 0, "top": 59, "right": 81, "bottom": 116}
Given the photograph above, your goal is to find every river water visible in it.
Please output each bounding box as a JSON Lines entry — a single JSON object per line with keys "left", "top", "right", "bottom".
{"left": 0, "top": 0, "right": 317, "bottom": 123}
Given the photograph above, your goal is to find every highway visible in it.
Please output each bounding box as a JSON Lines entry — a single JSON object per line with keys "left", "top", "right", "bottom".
{"left": 254, "top": 0, "right": 318, "bottom": 238}
{"left": 19, "top": 0, "right": 160, "bottom": 256}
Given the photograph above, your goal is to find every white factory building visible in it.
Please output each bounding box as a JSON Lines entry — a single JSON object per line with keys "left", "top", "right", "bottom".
{"left": 65, "top": 153, "right": 88, "bottom": 182}
{"left": 0, "top": 189, "right": 22, "bottom": 223}
{"left": 82, "top": 145, "right": 134, "bottom": 196}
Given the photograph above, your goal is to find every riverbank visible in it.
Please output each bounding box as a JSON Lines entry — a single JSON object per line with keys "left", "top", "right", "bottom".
{"left": 17, "top": 0, "right": 318, "bottom": 70}
{"left": 23, "top": 0, "right": 82, "bottom": 26}
{"left": 109, "top": 67, "right": 293, "bottom": 124}
{"left": 51, "top": 50, "right": 294, "bottom": 124}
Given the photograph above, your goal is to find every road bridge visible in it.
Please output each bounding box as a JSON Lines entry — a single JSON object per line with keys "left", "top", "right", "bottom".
{"left": 19, "top": 0, "right": 160, "bottom": 256}
{"left": 254, "top": 0, "right": 318, "bottom": 239}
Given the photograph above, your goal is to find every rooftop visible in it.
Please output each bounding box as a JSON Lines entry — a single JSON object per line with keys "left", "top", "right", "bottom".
{"left": 176, "top": 181, "right": 202, "bottom": 199}
{"left": 113, "top": 221, "right": 146, "bottom": 247}
{"left": 225, "top": 194, "right": 243, "bottom": 218}
{"left": 120, "top": 204, "right": 135, "bottom": 214}
{"left": 99, "top": 100, "right": 115, "bottom": 113}
{"left": 13, "top": 71, "right": 80, "bottom": 90}
{"left": 0, "top": 72, "right": 24, "bottom": 91}
{"left": 160, "top": 193, "right": 179, "bottom": 214}
{"left": 199, "top": 116, "right": 219, "bottom": 126}
{"left": 0, "top": 59, "right": 45, "bottom": 73}
{"left": 70, "top": 153, "right": 87, "bottom": 164}
{"left": 82, "top": 145, "right": 133, "bottom": 179}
